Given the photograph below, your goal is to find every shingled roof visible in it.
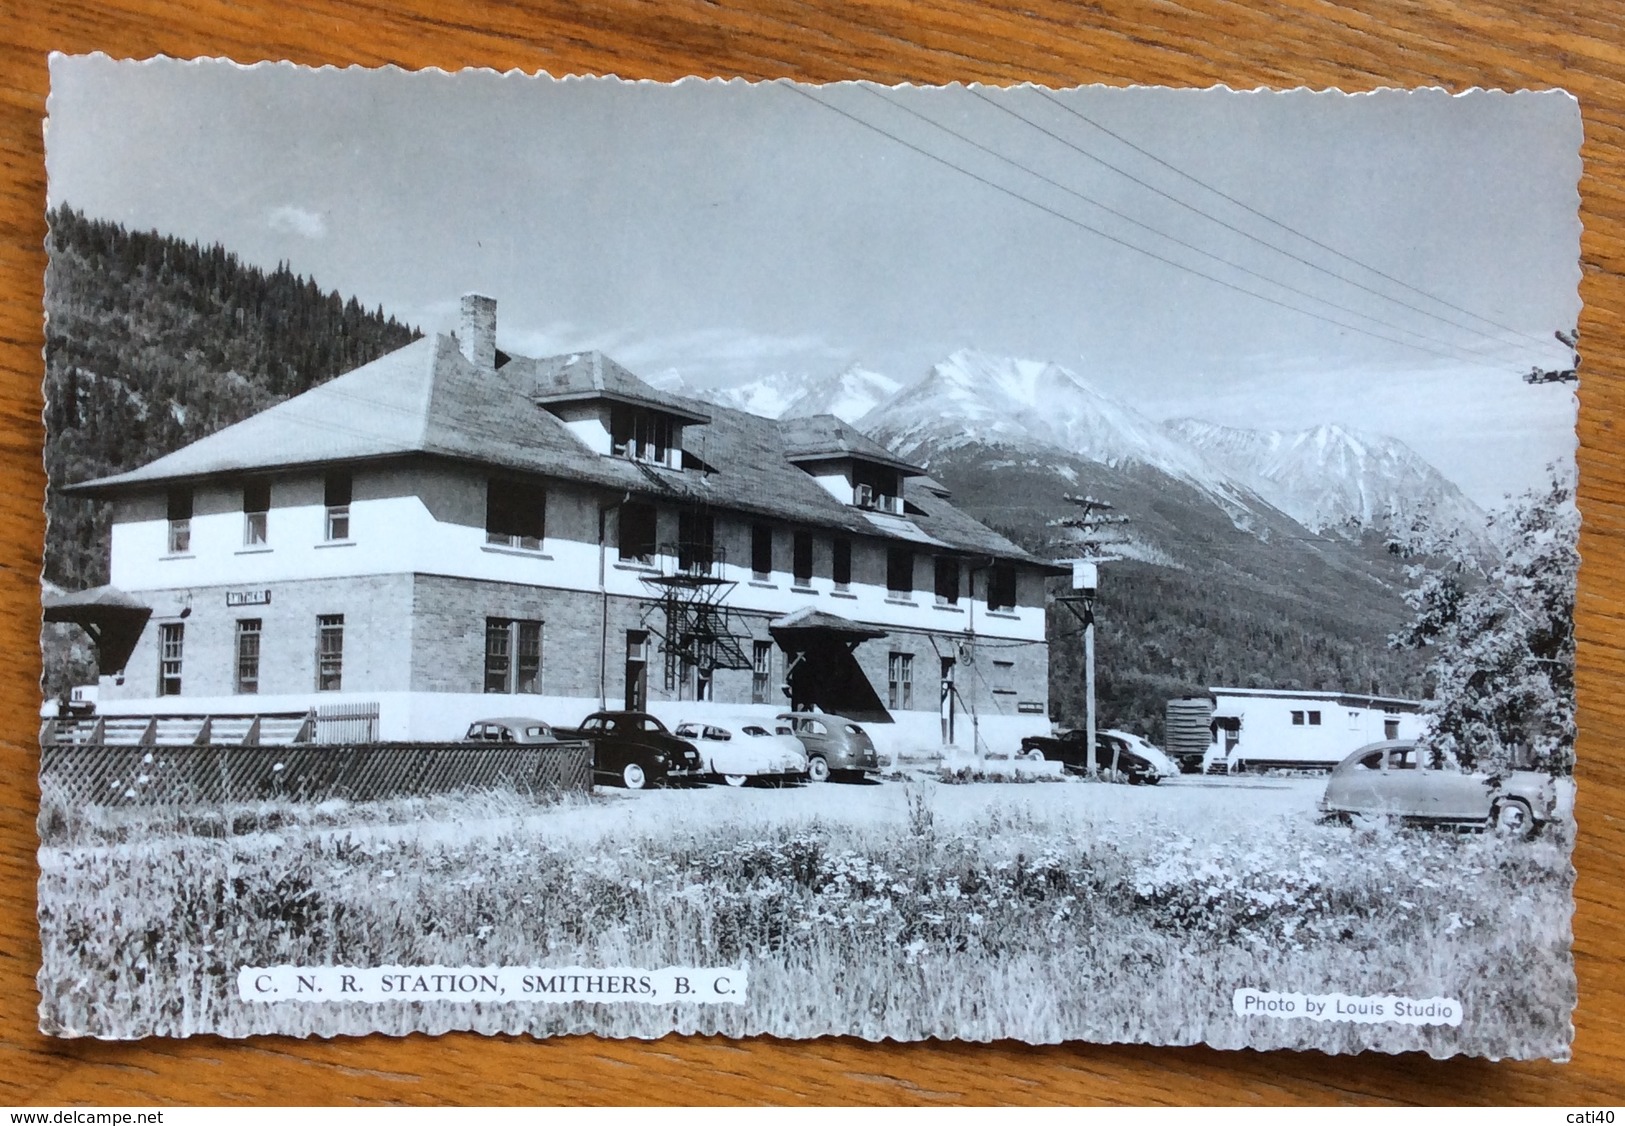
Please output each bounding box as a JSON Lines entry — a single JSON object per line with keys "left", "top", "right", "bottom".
{"left": 67, "top": 334, "right": 1053, "bottom": 567}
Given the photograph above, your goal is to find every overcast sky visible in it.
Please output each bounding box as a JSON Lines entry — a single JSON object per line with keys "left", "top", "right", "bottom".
{"left": 46, "top": 58, "right": 1582, "bottom": 505}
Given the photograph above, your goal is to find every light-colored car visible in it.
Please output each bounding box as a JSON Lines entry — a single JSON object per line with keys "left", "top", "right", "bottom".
{"left": 1100, "top": 729, "right": 1181, "bottom": 783}
{"left": 1318, "top": 739, "right": 1559, "bottom": 836}
{"left": 674, "top": 719, "right": 809, "bottom": 786}
{"left": 463, "top": 716, "right": 559, "bottom": 744}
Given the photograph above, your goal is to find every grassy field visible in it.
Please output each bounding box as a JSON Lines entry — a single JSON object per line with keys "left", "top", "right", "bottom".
{"left": 35, "top": 780, "right": 1575, "bottom": 1057}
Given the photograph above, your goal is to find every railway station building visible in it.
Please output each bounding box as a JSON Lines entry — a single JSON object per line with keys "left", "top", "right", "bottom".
{"left": 54, "top": 295, "right": 1060, "bottom": 755}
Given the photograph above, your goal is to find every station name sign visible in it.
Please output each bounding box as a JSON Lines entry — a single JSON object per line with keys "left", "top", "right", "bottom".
{"left": 226, "top": 589, "right": 272, "bottom": 607}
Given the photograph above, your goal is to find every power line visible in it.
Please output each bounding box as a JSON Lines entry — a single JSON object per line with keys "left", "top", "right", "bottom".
{"left": 863, "top": 87, "right": 1518, "bottom": 368}
{"left": 1032, "top": 88, "right": 1555, "bottom": 353}
{"left": 785, "top": 84, "right": 1470, "bottom": 365}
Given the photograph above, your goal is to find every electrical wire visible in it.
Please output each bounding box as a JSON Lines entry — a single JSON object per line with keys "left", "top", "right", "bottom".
{"left": 1031, "top": 88, "right": 1557, "bottom": 352}
{"left": 784, "top": 84, "right": 1478, "bottom": 367}
{"left": 864, "top": 86, "right": 1522, "bottom": 368}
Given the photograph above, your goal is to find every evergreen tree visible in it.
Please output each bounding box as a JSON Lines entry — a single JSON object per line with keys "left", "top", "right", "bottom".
{"left": 1388, "top": 467, "right": 1577, "bottom": 773}
{"left": 42, "top": 205, "right": 421, "bottom": 590}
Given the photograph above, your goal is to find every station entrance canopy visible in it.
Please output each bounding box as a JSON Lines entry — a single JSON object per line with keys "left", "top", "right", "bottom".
{"left": 43, "top": 585, "right": 151, "bottom": 676}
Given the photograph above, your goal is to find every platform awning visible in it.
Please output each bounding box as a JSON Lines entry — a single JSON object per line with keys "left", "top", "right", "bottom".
{"left": 42, "top": 585, "right": 151, "bottom": 675}
{"left": 769, "top": 607, "right": 889, "bottom": 643}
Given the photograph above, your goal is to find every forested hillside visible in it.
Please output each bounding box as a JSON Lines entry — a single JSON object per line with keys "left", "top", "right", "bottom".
{"left": 43, "top": 206, "right": 420, "bottom": 590}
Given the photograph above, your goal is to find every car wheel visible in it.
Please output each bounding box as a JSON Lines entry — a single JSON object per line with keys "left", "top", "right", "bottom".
{"left": 1491, "top": 798, "right": 1535, "bottom": 838}
{"left": 622, "top": 762, "right": 648, "bottom": 790}
{"left": 724, "top": 774, "right": 747, "bottom": 788}
{"left": 807, "top": 756, "right": 831, "bottom": 783}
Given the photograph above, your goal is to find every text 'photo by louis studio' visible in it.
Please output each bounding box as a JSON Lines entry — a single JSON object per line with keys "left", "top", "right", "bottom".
{"left": 38, "top": 59, "right": 1581, "bottom": 1058}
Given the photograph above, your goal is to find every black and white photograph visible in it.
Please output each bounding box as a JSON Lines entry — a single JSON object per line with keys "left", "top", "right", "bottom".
{"left": 37, "top": 58, "right": 1581, "bottom": 1057}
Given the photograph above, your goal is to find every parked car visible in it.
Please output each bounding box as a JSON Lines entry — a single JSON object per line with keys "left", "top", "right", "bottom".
{"left": 1019, "top": 727, "right": 1178, "bottom": 784}
{"left": 773, "top": 712, "right": 881, "bottom": 782}
{"left": 674, "top": 719, "right": 809, "bottom": 786}
{"left": 1318, "top": 739, "right": 1559, "bottom": 836}
{"left": 463, "top": 716, "right": 559, "bottom": 744}
{"left": 556, "top": 711, "right": 706, "bottom": 790}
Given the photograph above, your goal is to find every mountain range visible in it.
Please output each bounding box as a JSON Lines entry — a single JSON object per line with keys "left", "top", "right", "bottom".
{"left": 669, "top": 348, "right": 1487, "bottom": 553}
{"left": 666, "top": 349, "right": 1488, "bottom": 732}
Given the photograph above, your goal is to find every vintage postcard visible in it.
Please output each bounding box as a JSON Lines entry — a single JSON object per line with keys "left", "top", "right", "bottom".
{"left": 38, "top": 59, "right": 1580, "bottom": 1058}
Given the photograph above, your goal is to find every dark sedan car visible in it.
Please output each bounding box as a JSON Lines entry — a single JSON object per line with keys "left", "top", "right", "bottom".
{"left": 556, "top": 711, "right": 705, "bottom": 790}
{"left": 1019, "top": 728, "right": 1178, "bottom": 784}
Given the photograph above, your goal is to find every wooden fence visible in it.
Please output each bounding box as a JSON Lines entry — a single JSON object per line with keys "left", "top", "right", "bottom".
{"left": 39, "top": 740, "right": 594, "bottom": 808}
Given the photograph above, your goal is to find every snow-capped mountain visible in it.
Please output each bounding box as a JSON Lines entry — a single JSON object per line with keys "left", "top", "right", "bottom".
{"left": 672, "top": 363, "right": 908, "bottom": 424}
{"left": 782, "top": 364, "right": 905, "bottom": 422}
{"left": 857, "top": 349, "right": 1257, "bottom": 511}
{"left": 701, "top": 371, "right": 809, "bottom": 418}
{"left": 1165, "top": 419, "right": 1487, "bottom": 541}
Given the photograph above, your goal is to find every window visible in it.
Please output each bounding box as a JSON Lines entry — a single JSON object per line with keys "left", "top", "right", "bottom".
{"left": 1384, "top": 718, "right": 1401, "bottom": 740}
{"left": 235, "top": 619, "right": 261, "bottom": 694}
{"left": 677, "top": 511, "right": 715, "bottom": 574}
{"left": 485, "top": 618, "right": 542, "bottom": 694}
{"left": 324, "top": 470, "right": 352, "bottom": 541}
{"left": 934, "top": 556, "right": 961, "bottom": 606}
{"left": 832, "top": 538, "right": 852, "bottom": 590}
{"left": 619, "top": 502, "right": 657, "bottom": 564}
{"left": 852, "top": 462, "right": 901, "bottom": 513}
{"left": 158, "top": 622, "right": 184, "bottom": 696}
{"left": 752, "top": 640, "right": 774, "bottom": 705}
{"left": 487, "top": 479, "right": 546, "bottom": 550}
{"left": 888, "top": 651, "right": 913, "bottom": 710}
{"left": 988, "top": 563, "right": 1017, "bottom": 611}
{"left": 1291, "top": 710, "right": 1305, "bottom": 726}
{"left": 243, "top": 480, "right": 270, "bottom": 546}
{"left": 793, "top": 531, "right": 814, "bottom": 587}
{"left": 166, "top": 487, "right": 192, "bottom": 554}
{"left": 751, "top": 523, "right": 774, "bottom": 580}
{"left": 610, "top": 404, "right": 675, "bottom": 465}
{"left": 992, "top": 658, "right": 1016, "bottom": 696}
{"left": 316, "top": 614, "right": 344, "bottom": 691}
{"left": 1308, "top": 711, "right": 1322, "bottom": 726}
{"left": 886, "top": 547, "right": 914, "bottom": 597}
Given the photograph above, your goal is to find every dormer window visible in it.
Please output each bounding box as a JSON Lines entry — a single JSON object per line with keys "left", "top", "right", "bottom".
{"left": 852, "top": 463, "right": 901, "bottom": 514}
{"left": 610, "top": 404, "right": 676, "bottom": 466}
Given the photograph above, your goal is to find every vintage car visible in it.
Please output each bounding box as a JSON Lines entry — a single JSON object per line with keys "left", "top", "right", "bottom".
{"left": 673, "top": 719, "right": 809, "bottom": 786}
{"left": 1019, "top": 727, "right": 1178, "bottom": 784}
{"left": 772, "top": 712, "right": 881, "bottom": 782}
{"left": 462, "top": 716, "right": 559, "bottom": 744}
{"left": 1318, "top": 739, "right": 1559, "bottom": 836}
{"left": 555, "top": 710, "right": 706, "bottom": 790}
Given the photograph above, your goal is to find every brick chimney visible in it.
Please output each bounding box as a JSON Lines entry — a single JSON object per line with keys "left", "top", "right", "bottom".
{"left": 458, "top": 293, "right": 497, "bottom": 369}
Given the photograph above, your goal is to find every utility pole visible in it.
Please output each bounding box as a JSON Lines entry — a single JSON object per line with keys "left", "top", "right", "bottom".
{"left": 1051, "top": 494, "right": 1130, "bottom": 781}
{"left": 1524, "top": 328, "right": 1579, "bottom": 385}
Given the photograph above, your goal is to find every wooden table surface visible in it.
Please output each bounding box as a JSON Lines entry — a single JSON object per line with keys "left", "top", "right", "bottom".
{"left": 3, "top": 0, "right": 1624, "bottom": 1107}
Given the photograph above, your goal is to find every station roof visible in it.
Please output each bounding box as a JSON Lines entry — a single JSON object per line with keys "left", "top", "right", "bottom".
{"left": 65, "top": 333, "right": 1055, "bottom": 568}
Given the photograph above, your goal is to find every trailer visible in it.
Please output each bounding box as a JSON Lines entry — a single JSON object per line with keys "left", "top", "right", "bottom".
{"left": 1166, "top": 687, "right": 1428, "bottom": 773}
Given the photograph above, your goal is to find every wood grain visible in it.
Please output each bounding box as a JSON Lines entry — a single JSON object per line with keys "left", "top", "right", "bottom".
{"left": 2, "top": 0, "right": 1623, "bottom": 1106}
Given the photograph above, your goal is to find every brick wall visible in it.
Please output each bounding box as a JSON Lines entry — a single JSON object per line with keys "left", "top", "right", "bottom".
{"left": 100, "top": 574, "right": 415, "bottom": 702}
{"left": 99, "top": 570, "right": 1047, "bottom": 737}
